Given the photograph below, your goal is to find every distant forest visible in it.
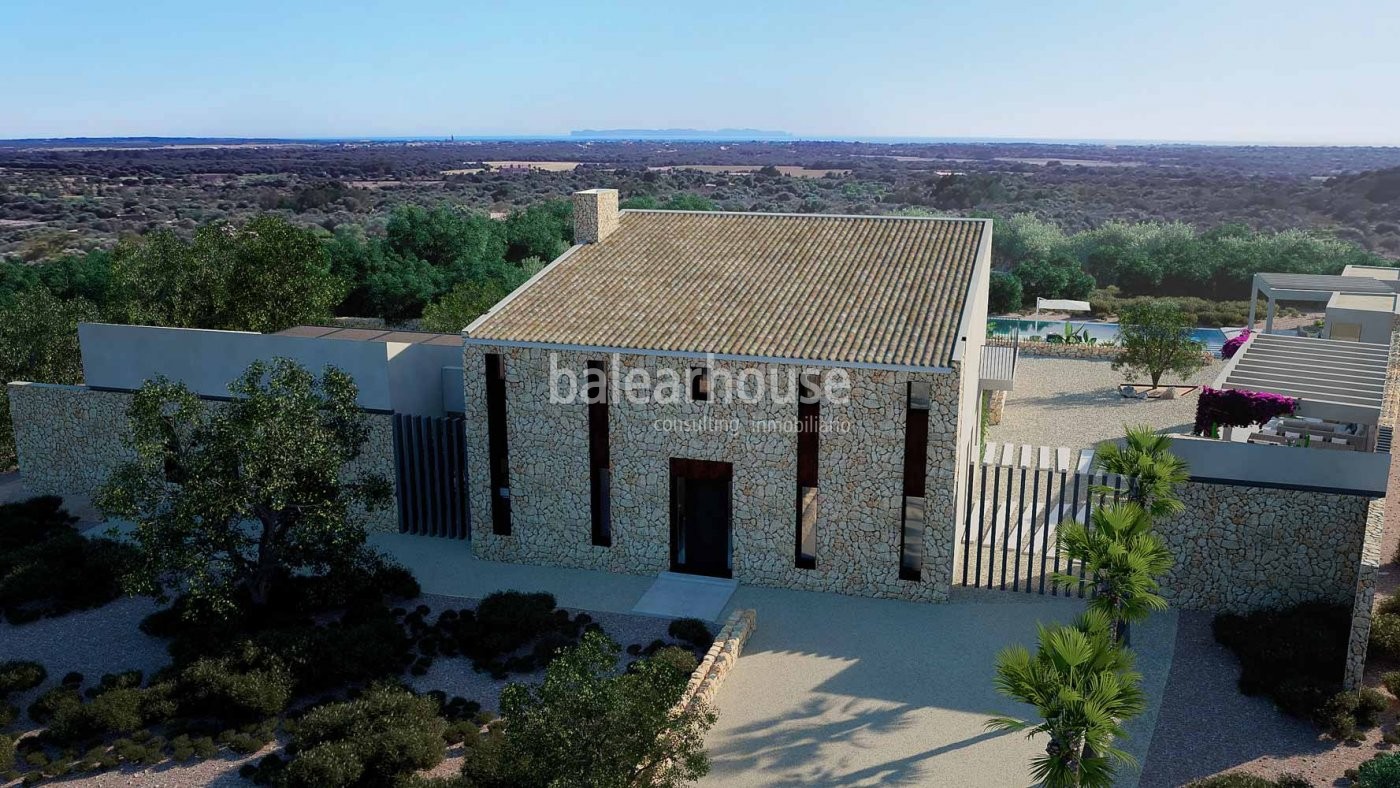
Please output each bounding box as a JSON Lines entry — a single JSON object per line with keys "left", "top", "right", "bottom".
{"left": 2, "top": 139, "right": 1400, "bottom": 314}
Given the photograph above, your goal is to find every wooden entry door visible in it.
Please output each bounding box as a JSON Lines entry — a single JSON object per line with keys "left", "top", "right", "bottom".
{"left": 670, "top": 459, "right": 733, "bottom": 578}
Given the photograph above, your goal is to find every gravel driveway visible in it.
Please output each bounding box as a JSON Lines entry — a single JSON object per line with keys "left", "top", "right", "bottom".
{"left": 988, "top": 356, "right": 1219, "bottom": 449}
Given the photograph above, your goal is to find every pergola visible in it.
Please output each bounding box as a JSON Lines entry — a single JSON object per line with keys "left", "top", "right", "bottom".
{"left": 1248, "top": 272, "right": 1397, "bottom": 330}
{"left": 1215, "top": 332, "right": 1390, "bottom": 425}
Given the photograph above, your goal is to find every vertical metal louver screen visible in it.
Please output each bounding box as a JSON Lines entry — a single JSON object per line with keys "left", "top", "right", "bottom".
{"left": 392, "top": 413, "right": 470, "bottom": 539}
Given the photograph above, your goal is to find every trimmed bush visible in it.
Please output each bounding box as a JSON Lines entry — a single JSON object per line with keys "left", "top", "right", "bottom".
{"left": 1213, "top": 602, "right": 1350, "bottom": 720}
{"left": 668, "top": 618, "right": 714, "bottom": 650}
{"left": 278, "top": 684, "right": 445, "bottom": 788}
{"left": 1356, "top": 753, "right": 1400, "bottom": 788}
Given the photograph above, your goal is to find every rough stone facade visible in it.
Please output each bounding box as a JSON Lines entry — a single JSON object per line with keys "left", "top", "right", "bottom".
{"left": 462, "top": 344, "right": 970, "bottom": 602}
{"left": 1346, "top": 499, "right": 1385, "bottom": 689}
{"left": 572, "top": 189, "right": 618, "bottom": 244}
{"left": 1155, "top": 480, "right": 1372, "bottom": 613}
{"left": 8, "top": 382, "right": 399, "bottom": 533}
{"left": 983, "top": 389, "right": 1006, "bottom": 426}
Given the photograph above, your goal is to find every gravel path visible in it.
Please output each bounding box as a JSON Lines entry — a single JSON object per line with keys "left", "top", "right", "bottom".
{"left": 404, "top": 592, "right": 678, "bottom": 713}
{"left": 1139, "top": 611, "right": 1329, "bottom": 786}
{"left": 1, "top": 591, "right": 674, "bottom": 786}
{"left": 987, "top": 356, "right": 1220, "bottom": 449}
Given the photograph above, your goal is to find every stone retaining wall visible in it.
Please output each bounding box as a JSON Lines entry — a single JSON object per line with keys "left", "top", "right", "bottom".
{"left": 679, "top": 609, "right": 757, "bottom": 715}
{"left": 1156, "top": 480, "right": 1373, "bottom": 614}
{"left": 1345, "top": 499, "right": 1385, "bottom": 689}
{"left": 7, "top": 382, "right": 399, "bottom": 533}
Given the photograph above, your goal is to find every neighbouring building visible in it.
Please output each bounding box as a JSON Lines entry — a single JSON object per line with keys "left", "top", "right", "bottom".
{"left": 460, "top": 189, "right": 994, "bottom": 601}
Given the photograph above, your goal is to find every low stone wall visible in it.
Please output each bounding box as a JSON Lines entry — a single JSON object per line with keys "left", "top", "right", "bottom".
{"left": 987, "top": 336, "right": 1217, "bottom": 363}
{"left": 679, "top": 609, "right": 757, "bottom": 715}
{"left": 8, "top": 382, "right": 399, "bottom": 533}
{"left": 1156, "top": 480, "right": 1372, "bottom": 614}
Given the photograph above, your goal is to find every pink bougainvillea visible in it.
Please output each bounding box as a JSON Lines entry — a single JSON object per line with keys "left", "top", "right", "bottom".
{"left": 1193, "top": 386, "right": 1299, "bottom": 435}
{"left": 1221, "top": 329, "right": 1252, "bottom": 360}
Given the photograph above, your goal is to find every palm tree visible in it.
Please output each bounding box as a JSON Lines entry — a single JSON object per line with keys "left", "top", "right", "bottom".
{"left": 987, "top": 610, "right": 1146, "bottom": 788}
{"left": 1054, "top": 502, "right": 1174, "bottom": 645}
{"left": 1092, "top": 426, "right": 1188, "bottom": 520}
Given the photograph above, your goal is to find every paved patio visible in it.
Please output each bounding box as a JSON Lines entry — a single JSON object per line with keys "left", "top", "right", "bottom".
{"left": 705, "top": 587, "right": 1175, "bottom": 788}
{"left": 987, "top": 356, "right": 1219, "bottom": 449}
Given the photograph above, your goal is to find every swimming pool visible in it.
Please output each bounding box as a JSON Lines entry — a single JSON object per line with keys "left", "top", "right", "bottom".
{"left": 987, "top": 318, "right": 1230, "bottom": 353}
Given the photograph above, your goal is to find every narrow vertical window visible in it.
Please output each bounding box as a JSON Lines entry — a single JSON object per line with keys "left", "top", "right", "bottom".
{"left": 485, "top": 353, "right": 511, "bottom": 535}
{"left": 900, "top": 381, "right": 930, "bottom": 580}
{"left": 586, "top": 360, "right": 612, "bottom": 546}
{"left": 795, "top": 373, "right": 819, "bottom": 569}
{"left": 689, "top": 367, "right": 710, "bottom": 402}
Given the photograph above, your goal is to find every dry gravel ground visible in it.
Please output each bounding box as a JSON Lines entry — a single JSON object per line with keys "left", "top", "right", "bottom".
{"left": 987, "top": 356, "right": 1220, "bottom": 449}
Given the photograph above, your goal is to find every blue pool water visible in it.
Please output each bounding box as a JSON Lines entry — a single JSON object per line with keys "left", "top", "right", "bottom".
{"left": 988, "top": 318, "right": 1230, "bottom": 353}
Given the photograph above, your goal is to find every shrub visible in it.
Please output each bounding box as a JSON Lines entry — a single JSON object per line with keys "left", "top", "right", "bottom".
{"left": 668, "top": 618, "right": 714, "bottom": 650}
{"left": 0, "top": 661, "right": 47, "bottom": 694}
{"left": 1318, "top": 689, "right": 1388, "bottom": 741}
{"left": 1356, "top": 753, "right": 1400, "bottom": 788}
{"left": 47, "top": 684, "right": 176, "bottom": 744}
{"left": 463, "top": 631, "right": 713, "bottom": 788}
{"left": 0, "top": 733, "right": 13, "bottom": 774}
{"left": 1184, "top": 774, "right": 1311, "bottom": 787}
{"left": 175, "top": 654, "right": 294, "bottom": 722}
{"left": 1212, "top": 602, "right": 1350, "bottom": 720}
{"left": 470, "top": 591, "right": 558, "bottom": 659}
{"left": 1374, "top": 614, "right": 1400, "bottom": 660}
{"left": 1384, "top": 671, "right": 1400, "bottom": 698}
{"left": 279, "top": 684, "right": 445, "bottom": 788}
{"left": 649, "top": 646, "right": 700, "bottom": 678}
{"left": 0, "top": 496, "right": 133, "bottom": 624}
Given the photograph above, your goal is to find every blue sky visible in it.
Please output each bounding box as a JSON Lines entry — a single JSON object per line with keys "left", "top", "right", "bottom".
{"left": 4, "top": 0, "right": 1398, "bottom": 144}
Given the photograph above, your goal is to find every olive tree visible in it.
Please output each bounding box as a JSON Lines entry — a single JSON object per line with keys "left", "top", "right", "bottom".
{"left": 1112, "top": 300, "right": 1205, "bottom": 388}
{"left": 96, "top": 358, "right": 392, "bottom": 619}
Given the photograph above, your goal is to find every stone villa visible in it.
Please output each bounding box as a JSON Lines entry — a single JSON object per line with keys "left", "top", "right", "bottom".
{"left": 461, "top": 189, "right": 993, "bottom": 601}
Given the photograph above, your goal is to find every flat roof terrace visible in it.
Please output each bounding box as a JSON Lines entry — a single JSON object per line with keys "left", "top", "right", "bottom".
{"left": 1216, "top": 332, "right": 1390, "bottom": 425}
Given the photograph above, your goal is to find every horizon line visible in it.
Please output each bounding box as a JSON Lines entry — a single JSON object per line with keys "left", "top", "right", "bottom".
{"left": 2, "top": 132, "right": 1399, "bottom": 149}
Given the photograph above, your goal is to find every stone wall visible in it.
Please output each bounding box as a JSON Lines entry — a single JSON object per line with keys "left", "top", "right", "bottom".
{"left": 1345, "top": 499, "right": 1385, "bottom": 689}
{"left": 1156, "top": 480, "right": 1373, "bottom": 613}
{"left": 680, "top": 609, "right": 756, "bottom": 714}
{"left": 988, "top": 336, "right": 1216, "bottom": 363}
{"left": 462, "top": 344, "right": 968, "bottom": 602}
{"left": 983, "top": 390, "right": 1006, "bottom": 426}
{"left": 8, "top": 382, "right": 399, "bottom": 533}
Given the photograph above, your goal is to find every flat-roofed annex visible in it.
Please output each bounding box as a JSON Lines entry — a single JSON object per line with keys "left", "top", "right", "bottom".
{"left": 466, "top": 209, "right": 989, "bottom": 369}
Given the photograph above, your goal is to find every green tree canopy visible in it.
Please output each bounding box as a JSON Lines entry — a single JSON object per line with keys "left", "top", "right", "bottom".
{"left": 1112, "top": 300, "right": 1206, "bottom": 387}
{"left": 95, "top": 358, "right": 393, "bottom": 618}
{"left": 1013, "top": 253, "right": 1096, "bottom": 304}
{"left": 988, "top": 270, "right": 1025, "bottom": 313}
{"left": 109, "top": 215, "right": 343, "bottom": 333}
{"left": 0, "top": 288, "right": 101, "bottom": 466}
{"left": 461, "top": 630, "right": 715, "bottom": 788}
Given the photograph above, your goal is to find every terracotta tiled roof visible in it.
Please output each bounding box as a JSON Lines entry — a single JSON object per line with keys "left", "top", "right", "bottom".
{"left": 468, "top": 210, "right": 988, "bottom": 367}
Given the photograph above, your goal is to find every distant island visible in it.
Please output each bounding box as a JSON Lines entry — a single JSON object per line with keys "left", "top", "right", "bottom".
{"left": 569, "top": 128, "right": 794, "bottom": 140}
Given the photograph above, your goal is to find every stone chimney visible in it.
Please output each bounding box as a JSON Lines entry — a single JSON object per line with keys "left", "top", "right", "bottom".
{"left": 573, "top": 188, "right": 619, "bottom": 244}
